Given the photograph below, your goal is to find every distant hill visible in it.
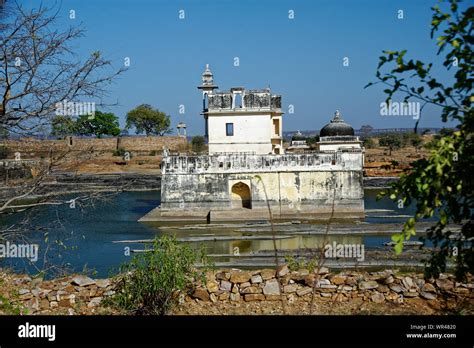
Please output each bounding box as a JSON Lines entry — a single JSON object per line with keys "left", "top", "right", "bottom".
{"left": 283, "top": 128, "right": 443, "bottom": 141}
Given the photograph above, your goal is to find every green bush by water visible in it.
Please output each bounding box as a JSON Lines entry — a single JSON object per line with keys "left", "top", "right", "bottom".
{"left": 108, "top": 235, "right": 210, "bottom": 315}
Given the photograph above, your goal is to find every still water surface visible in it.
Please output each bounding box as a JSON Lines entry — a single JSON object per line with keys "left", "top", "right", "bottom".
{"left": 1, "top": 189, "right": 426, "bottom": 278}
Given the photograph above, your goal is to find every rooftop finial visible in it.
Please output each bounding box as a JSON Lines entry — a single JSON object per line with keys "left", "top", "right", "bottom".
{"left": 202, "top": 64, "right": 214, "bottom": 85}
{"left": 198, "top": 64, "right": 218, "bottom": 91}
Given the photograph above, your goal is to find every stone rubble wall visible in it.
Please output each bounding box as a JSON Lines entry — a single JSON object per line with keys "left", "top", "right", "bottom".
{"left": 4, "top": 268, "right": 472, "bottom": 315}
{"left": 2, "top": 274, "right": 115, "bottom": 315}
{"left": 0, "top": 136, "right": 187, "bottom": 157}
{"left": 0, "top": 160, "right": 39, "bottom": 182}
{"left": 188, "top": 267, "right": 473, "bottom": 304}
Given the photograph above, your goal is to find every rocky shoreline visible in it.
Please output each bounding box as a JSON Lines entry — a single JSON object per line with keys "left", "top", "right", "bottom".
{"left": 0, "top": 172, "right": 161, "bottom": 204}
{"left": 1, "top": 267, "right": 472, "bottom": 315}
{"left": 363, "top": 176, "right": 399, "bottom": 188}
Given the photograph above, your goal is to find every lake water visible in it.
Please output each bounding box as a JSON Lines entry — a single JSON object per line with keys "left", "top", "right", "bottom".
{"left": 0, "top": 189, "right": 428, "bottom": 278}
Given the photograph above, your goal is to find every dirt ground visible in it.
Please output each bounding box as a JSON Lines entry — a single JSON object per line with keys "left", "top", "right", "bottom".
{"left": 363, "top": 146, "right": 429, "bottom": 177}
{"left": 55, "top": 153, "right": 163, "bottom": 174}
{"left": 171, "top": 293, "right": 471, "bottom": 316}
{"left": 51, "top": 146, "right": 429, "bottom": 177}
{"left": 58, "top": 137, "right": 432, "bottom": 177}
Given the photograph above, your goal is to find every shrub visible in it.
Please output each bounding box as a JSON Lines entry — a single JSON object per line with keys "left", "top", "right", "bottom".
{"left": 284, "top": 255, "right": 319, "bottom": 272}
{"left": 113, "top": 148, "right": 127, "bottom": 157}
{"left": 191, "top": 136, "right": 205, "bottom": 153}
{"left": 306, "top": 135, "right": 320, "bottom": 145}
{"left": 291, "top": 135, "right": 306, "bottom": 141}
{"left": 108, "top": 235, "right": 209, "bottom": 315}
{"left": 363, "top": 137, "right": 376, "bottom": 149}
{"left": 0, "top": 146, "right": 8, "bottom": 159}
{"left": 0, "top": 277, "right": 23, "bottom": 315}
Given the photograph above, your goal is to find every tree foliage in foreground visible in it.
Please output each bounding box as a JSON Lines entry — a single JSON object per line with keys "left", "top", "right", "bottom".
{"left": 367, "top": 0, "right": 473, "bottom": 280}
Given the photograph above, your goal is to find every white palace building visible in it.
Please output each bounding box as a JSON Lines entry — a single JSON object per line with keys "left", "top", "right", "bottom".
{"left": 140, "top": 65, "right": 364, "bottom": 222}
{"left": 198, "top": 64, "right": 284, "bottom": 155}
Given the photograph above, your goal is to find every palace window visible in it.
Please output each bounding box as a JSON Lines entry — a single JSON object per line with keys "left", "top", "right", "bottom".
{"left": 233, "top": 93, "right": 243, "bottom": 108}
{"left": 226, "top": 123, "right": 234, "bottom": 136}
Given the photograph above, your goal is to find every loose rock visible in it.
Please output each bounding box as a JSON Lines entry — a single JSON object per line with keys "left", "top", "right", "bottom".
{"left": 277, "top": 265, "right": 290, "bottom": 277}
{"left": 358, "top": 281, "right": 379, "bottom": 291}
{"left": 71, "top": 275, "right": 96, "bottom": 287}
{"left": 371, "top": 292, "right": 385, "bottom": 303}
{"left": 219, "top": 280, "right": 232, "bottom": 292}
{"left": 263, "top": 279, "right": 281, "bottom": 296}
{"left": 436, "top": 278, "right": 454, "bottom": 291}
{"left": 192, "top": 288, "right": 210, "bottom": 301}
{"left": 260, "top": 269, "right": 276, "bottom": 280}
{"left": 244, "top": 294, "right": 265, "bottom": 302}
{"left": 230, "top": 271, "right": 250, "bottom": 284}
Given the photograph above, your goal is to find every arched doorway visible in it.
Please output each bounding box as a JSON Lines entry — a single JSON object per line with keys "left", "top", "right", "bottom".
{"left": 231, "top": 182, "right": 252, "bottom": 209}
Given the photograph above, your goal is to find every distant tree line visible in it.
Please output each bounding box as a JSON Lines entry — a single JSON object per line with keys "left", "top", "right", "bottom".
{"left": 291, "top": 134, "right": 319, "bottom": 146}
{"left": 361, "top": 130, "right": 434, "bottom": 154}
{"left": 51, "top": 104, "right": 172, "bottom": 139}
{"left": 377, "top": 132, "right": 424, "bottom": 155}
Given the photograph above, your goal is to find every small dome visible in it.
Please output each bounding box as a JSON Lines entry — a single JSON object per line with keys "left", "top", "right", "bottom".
{"left": 320, "top": 110, "right": 354, "bottom": 137}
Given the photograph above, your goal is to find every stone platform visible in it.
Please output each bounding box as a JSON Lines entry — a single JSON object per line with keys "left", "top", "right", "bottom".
{"left": 138, "top": 204, "right": 365, "bottom": 223}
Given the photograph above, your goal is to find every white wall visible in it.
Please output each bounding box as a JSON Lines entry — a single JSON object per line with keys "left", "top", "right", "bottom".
{"left": 208, "top": 114, "right": 273, "bottom": 154}
{"left": 318, "top": 142, "right": 362, "bottom": 151}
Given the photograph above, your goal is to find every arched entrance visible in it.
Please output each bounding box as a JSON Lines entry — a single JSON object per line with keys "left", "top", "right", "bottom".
{"left": 231, "top": 182, "right": 252, "bottom": 209}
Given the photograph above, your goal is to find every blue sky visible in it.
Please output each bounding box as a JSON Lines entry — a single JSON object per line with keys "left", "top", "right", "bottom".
{"left": 24, "top": 0, "right": 463, "bottom": 135}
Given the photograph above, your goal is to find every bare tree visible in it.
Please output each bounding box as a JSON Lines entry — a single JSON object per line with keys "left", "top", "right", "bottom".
{"left": 0, "top": 2, "right": 126, "bottom": 135}
{"left": 0, "top": 2, "right": 127, "bottom": 275}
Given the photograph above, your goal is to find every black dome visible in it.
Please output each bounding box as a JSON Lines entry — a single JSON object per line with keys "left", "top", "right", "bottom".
{"left": 320, "top": 111, "right": 354, "bottom": 137}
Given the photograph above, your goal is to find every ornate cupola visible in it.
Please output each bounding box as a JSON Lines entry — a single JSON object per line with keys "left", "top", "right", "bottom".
{"left": 202, "top": 64, "right": 214, "bottom": 85}
{"left": 197, "top": 64, "right": 218, "bottom": 112}
{"left": 197, "top": 64, "right": 218, "bottom": 91}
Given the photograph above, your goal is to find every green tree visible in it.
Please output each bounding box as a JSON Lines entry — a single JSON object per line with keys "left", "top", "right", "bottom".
{"left": 191, "top": 136, "right": 205, "bottom": 153}
{"left": 363, "top": 137, "right": 376, "bottom": 149}
{"left": 406, "top": 133, "right": 423, "bottom": 152}
{"left": 306, "top": 135, "right": 320, "bottom": 146}
{"left": 366, "top": 0, "right": 473, "bottom": 280}
{"left": 51, "top": 115, "right": 76, "bottom": 139}
{"left": 75, "top": 111, "right": 120, "bottom": 138}
{"left": 291, "top": 133, "right": 306, "bottom": 141}
{"left": 379, "top": 133, "right": 402, "bottom": 155}
{"left": 126, "top": 104, "right": 171, "bottom": 136}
